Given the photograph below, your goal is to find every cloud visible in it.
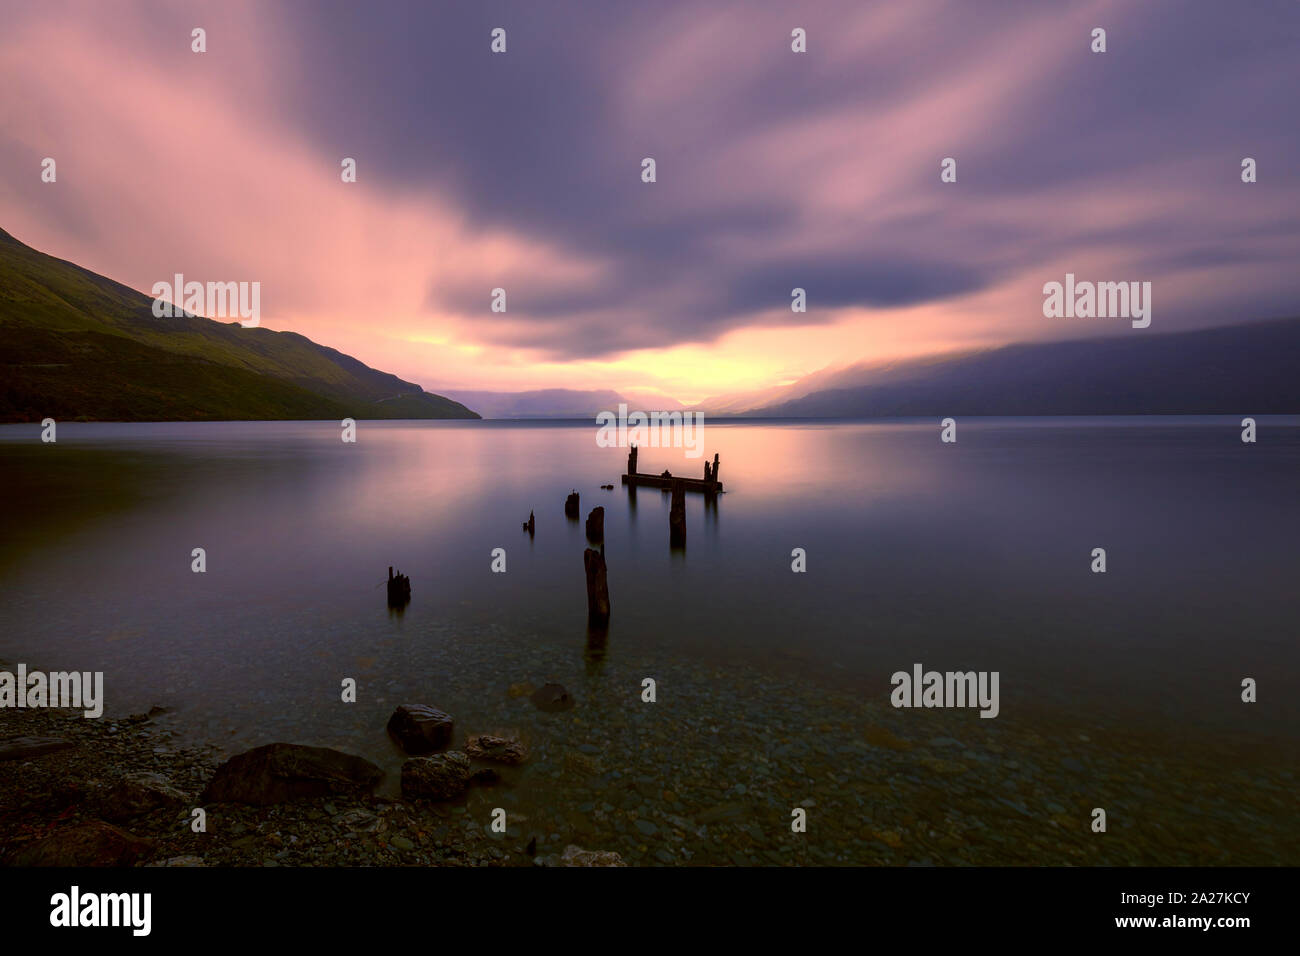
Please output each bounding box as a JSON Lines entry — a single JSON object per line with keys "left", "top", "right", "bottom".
{"left": 1, "top": 0, "right": 1298, "bottom": 397}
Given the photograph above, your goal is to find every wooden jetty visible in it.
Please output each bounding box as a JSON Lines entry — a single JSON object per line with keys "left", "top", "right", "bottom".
{"left": 619, "top": 446, "right": 723, "bottom": 493}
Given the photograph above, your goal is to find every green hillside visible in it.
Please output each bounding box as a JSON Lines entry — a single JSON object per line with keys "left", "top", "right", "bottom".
{"left": 0, "top": 227, "right": 479, "bottom": 422}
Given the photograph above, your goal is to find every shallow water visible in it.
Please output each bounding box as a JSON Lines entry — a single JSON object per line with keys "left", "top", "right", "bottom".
{"left": 2, "top": 418, "right": 1296, "bottom": 864}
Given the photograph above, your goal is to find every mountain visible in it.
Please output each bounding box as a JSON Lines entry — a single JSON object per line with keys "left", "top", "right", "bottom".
{"left": 439, "top": 388, "right": 684, "bottom": 420}
{"left": 0, "top": 227, "right": 478, "bottom": 422}
{"left": 691, "top": 361, "right": 898, "bottom": 416}
{"left": 745, "top": 319, "right": 1300, "bottom": 417}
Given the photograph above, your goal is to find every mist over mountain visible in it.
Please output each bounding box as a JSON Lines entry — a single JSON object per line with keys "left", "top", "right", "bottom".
{"left": 441, "top": 388, "right": 684, "bottom": 420}
{"left": 735, "top": 319, "right": 1300, "bottom": 417}
{"left": 0, "top": 228, "right": 478, "bottom": 422}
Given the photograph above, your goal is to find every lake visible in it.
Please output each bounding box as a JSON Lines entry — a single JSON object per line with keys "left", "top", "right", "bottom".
{"left": 1, "top": 418, "right": 1296, "bottom": 864}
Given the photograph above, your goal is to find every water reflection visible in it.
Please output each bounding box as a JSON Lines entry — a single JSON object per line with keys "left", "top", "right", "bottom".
{"left": 0, "top": 418, "right": 1297, "bottom": 753}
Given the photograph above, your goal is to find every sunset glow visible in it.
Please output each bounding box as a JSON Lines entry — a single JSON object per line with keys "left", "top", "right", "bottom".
{"left": 2, "top": 0, "right": 1297, "bottom": 403}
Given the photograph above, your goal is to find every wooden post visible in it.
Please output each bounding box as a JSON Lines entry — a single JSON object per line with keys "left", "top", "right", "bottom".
{"left": 669, "top": 478, "right": 686, "bottom": 547}
{"left": 584, "top": 548, "right": 610, "bottom": 625}
{"left": 585, "top": 506, "right": 604, "bottom": 542}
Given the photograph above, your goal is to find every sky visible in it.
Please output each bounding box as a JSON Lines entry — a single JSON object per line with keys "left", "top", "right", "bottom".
{"left": 2, "top": 0, "right": 1298, "bottom": 404}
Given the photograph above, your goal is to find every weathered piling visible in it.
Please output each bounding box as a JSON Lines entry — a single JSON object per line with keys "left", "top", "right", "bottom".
{"left": 585, "top": 506, "right": 604, "bottom": 542}
{"left": 584, "top": 548, "right": 610, "bottom": 626}
{"left": 564, "top": 490, "right": 580, "bottom": 519}
{"left": 387, "top": 566, "right": 412, "bottom": 607}
{"left": 669, "top": 478, "right": 686, "bottom": 547}
{"left": 522, "top": 510, "right": 535, "bottom": 535}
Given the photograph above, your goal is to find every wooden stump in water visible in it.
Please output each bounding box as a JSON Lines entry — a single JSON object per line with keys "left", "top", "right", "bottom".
{"left": 669, "top": 478, "right": 686, "bottom": 547}
{"left": 386, "top": 566, "right": 411, "bottom": 607}
{"left": 584, "top": 548, "right": 610, "bottom": 626}
{"left": 564, "top": 491, "right": 580, "bottom": 519}
{"left": 585, "top": 506, "right": 604, "bottom": 542}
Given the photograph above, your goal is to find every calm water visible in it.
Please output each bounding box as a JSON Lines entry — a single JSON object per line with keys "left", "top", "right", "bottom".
{"left": 2, "top": 418, "right": 1297, "bottom": 863}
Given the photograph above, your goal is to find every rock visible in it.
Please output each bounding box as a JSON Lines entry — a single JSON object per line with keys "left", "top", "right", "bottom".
{"left": 563, "top": 752, "right": 601, "bottom": 776}
{"left": 0, "top": 736, "right": 74, "bottom": 762}
{"left": 465, "top": 733, "right": 528, "bottom": 765}
{"left": 7, "top": 821, "right": 153, "bottom": 867}
{"left": 698, "top": 802, "right": 746, "bottom": 824}
{"left": 201, "top": 743, "right": 382, "bottom": 805}
{"left": 386, "top": 704, "right": 455, "bottom": 755}
{"left": 919, "top": 757, "right": 967, "bottom": 775}
{"left": 390, "top": 835, "right": 414, "bottom": 851}
{"left": 401, "top": 751, "right": 471, "bottom": 801}
{"left": 150, "top": 855, "right": 206, "bottom": 867}
{"left": 550, "top": 844, "right": 625, "bottom": 867}
{"left": 584, "top": 549, "right": 610, "bottom": 626}
{"left": 863, "top": 725, "right": 913, "bottom": 751}
{"left": 506, "top": 682, "right": 536, "bottom": 699}
{"left": 585, "top": 506, "right": 604, "bottom": 542}
{"left": 470, "top": 767, "right": 501, "bottom": 786}
{"left": 97, "top": 771, "right": 189, "bottom": 822}
{"left": 873, "top": 829, "right": 904, "bottom": 849}
{"left": 531, "top": 682, "right": 575, "bottom": 713}
{"left": 334, "top": 809, "right": 379, "bottom": 833}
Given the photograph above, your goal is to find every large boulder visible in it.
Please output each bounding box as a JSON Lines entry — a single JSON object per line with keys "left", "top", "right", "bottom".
{"left": 7, "top": 821, "right": 153, "bottom": 867}
{"left": 386, "top": 704, "right": 455, "bottom": 755}
{"left": 96, "top": 771, "right": 189, "bottom": 822}
{"left": 401, "top": 751, "right": 470, "bottom": 801}
{"left": 201, "top": 743, "right": 382, "bottom": 805}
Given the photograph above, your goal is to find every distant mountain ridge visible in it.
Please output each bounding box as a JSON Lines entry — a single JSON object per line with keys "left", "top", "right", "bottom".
{"left": 701, "top": 319, "right": 1300, "bottom": 417}
{"left": 0, "top": 227, "right": 478, "bottom": 422}
{"left": 440, "top": 388, "right": 685, "bottom": 420}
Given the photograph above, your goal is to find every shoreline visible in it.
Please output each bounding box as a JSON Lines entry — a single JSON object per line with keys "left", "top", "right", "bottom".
{"left": 3, "top": 652, "right": 1295, "bottom": 867}
{"left": 0, "top": 703, "right": 522, "bottom": 867}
